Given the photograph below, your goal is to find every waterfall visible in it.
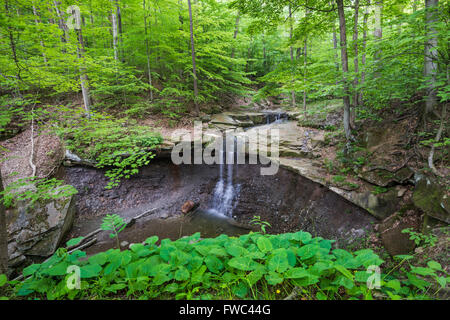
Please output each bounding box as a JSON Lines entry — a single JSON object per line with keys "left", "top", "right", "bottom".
{"left": 209, "top": 135, "right": 240, "bottom": 217}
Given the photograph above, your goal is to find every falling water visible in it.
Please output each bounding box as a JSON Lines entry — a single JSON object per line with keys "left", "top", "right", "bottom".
{"left": 209, "top": 135, "right": 240, "bottom": 217}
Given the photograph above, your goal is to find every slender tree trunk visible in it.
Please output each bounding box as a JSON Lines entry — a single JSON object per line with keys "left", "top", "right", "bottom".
{"left": 32, "top": 4, "right": 48, "bottom": 65}
{"left": 0, "top": 169, "right": 8, "bottom": 277}
{"left": 76, "top": 28, "right": 92, "bottom": 117}
{"left": 110, "top": 1, "right": 119, "bottom": 62}
{"left": 424, "top": 0, "right": 439, "bottom": 114}
{"left": 263, "top": 33, "right": 267, "bottom": 74}
{"left": 333, "top": 27, "right": 339, "bottom": 74}
{"left": 53, "top": 1, "right": 67, "bottom": 52}
{"left": 5, "top": 0, "right": 21, "bottom": 81}
{"left": 115, "top": 0, "right": 124, "bottom": 62}
{"left": 373, "top": 0, "right": 383, "bottom": 74}
{"left": 359, "top": 4, "right": 369, "bottom": 105}
{"left": 303, "top": 38, "right": 307, "bottom": 111}
{"left": 351, "top": 0, "right": 360, "bottom": 127}
{"left": 143, "top": 0, "right": 153, "bottom": 100}
{"left": 336, "top": 0, "right": 353, "bottom": 149}
{"left": 289, "top": 5, "right": 296, "bottom": 108}
{"left": 187, "top": 0, "right": 199, "bottom": 115}
{"left": 231, "top": 12, "right": 240, "bottom": 59}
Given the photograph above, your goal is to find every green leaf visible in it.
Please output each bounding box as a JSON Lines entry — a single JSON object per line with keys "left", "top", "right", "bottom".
{"left": 225, "top": 244, "right": 248, "bottom": 257}
{"left": 228, "top": 257, "right": 258, "bottom": 271}
{"left": 265, "top": 271, "right": 284, "bottom": 285}
{"left": 427, "top": 261, "right": 442, "bottom": 271}
{"left": 296, "top": 244, "right": 319, "bottom": 260}
{"left": 175, "top": 267, "right": 190, "bottom": 281}
{"left": 334, "top": 265, "right": 354, "bottom": 280}
{"left": 66, "top": 237, "right": 84, "bottom": 247}
{"left": 80, "top": 264, "right": 102, "bottom": 278}
{"left": 22, "top": 264, "right": 40, "bottom": 277}
{"left": 0, "top": 274, "right": 7, "bottom": 287}
{"left": 410, "top": 267, "right": 435, "bottom": 277}
{"left": 284, "top": 267, "right": 309, "bottom": 279}
{"left": 267, "top": 250, "right": 290, "bottom": 273}
{"left": 205, "top": 255, "right": 224, "bottom": 274}
{"left": 256, "top": 237, "right": 273, "bottom": 253}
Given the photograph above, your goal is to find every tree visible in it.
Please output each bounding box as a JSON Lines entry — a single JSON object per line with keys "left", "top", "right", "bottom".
{"left": 188, "top": 0, "right": 199, "bottom": 115}
{"left": 289, "top": 5, "right": 296, "bottom": 108}
{"left": 336, "top": 0, "right": 354, "bottom": 149}
{"left": 0, "top": 169, "right": 8, "bottom": 276}
{"left": 424, "top": 0, "right": 439, "bottom": 114}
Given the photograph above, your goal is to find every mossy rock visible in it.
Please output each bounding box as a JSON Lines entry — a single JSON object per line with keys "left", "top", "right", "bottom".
{"left": 413, "top": 173, "right": 449, "bottom": 224}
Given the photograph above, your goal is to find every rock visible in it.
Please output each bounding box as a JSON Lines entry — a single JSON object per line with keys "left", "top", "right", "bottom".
{"left": 412, "top": 173, "right": 450, "bottom": 224}
{"left": 331, "top": 189, "right": 401, "bottom": 220}
{"left": 379, "top": 212, "right": 417, "bottom": 256}
{"left": 358, "top": 167, "right": 414, "bottom": 187}
{"left": 7, "top": 186, "right": 76, "bottom": 258}
{"left": 120, "top": 241, "right": 129, "bottom": 248}
{"left": 181, "top": 200, "right": 197, "bottom": 214}
{"left": 397, "top": 186, "right": 407, "bottom": 198}
{"left": 211, "top": 114, "right": 238, "bottom": 126}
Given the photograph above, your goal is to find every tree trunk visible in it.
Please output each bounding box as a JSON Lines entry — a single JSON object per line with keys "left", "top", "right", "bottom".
{"left": 359, "top": 4, "right": 369, "bottom": 105}
{"left": 143, "top": 0, "right": 153, "bottom": 100}
{"left": 231, "top": 12, "right": 240, "bottom": 59}
{"left": 303, "top": 38, "right": 307, "bottom": 111}
{"left": 187, "top": 0, "right": 199, "bottom": 115}
{"left": 373, "top": 0, "right": 383, "bottom": 74}
{"left": 336, "top": 0, "right": 353, "bottom": 149}
{"left": 52, "top": 1, "right": 67, "bottom": 52}
{"left": 289, "top": 5, "right": 296, "bottom": 108}
{"left": 110, "top": 1, "right": 119, "bottom": 62}
{"left": 424, "top": 0, "right": 438, "bottom": 114}
{"left": 333, "top": 27, "right": 339, "bottom": 75}
{"left": 76, "top": 28, "right": 92, "bottom": 118}
{"left": 32, "top": 4, "right": 48, "bottom": 65}
{"left": 0, "top": 169, "right": 8, "bottom": 276}
{"left": 351, "top": 0, "right": 360, "bottom": 127}
{"left": 115, "top": 0, "right": 124, "bottom": 62}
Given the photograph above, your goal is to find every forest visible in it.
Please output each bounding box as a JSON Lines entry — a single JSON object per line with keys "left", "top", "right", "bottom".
{"left": 0, "top": 0, "right": 448, "bottom": 302}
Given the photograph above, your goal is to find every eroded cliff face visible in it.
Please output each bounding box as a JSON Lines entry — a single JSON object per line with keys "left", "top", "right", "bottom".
{"left": 63, "top": 157, "right": 376, "bottom": 251}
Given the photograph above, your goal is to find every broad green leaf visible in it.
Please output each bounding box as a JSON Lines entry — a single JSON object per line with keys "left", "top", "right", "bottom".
{"left": 256, "top": 237, "right": 273, "bottom": 253}
{"left": 205, "top": 255, "right": 224, "bottom": 274}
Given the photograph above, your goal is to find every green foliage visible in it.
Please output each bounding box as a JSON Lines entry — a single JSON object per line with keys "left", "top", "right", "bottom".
{"left": 371, "top": 186, "right": 388, "bottom": 195}
{"left": 101, "top": 214, "right": 127, "bottom": 249}
{"left": 53, "top": 107, "right": 162, "bottom": 189}
{"left": 0, "top": 177, "right": 77, "bottom": 209}
{"left": 401, "top": 228, "right": 437, "bottom": 248}
{"left": 250, "top": 216, "right": 272, "bottom": 234}
{"left": 7, "top": 230, "right": 447, "bottom": 300}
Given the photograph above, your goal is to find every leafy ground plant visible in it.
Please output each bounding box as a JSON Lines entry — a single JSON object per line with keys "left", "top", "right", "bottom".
{"left": 5, "top": 231, "right": 447, "bottom": 300}
{"left": 101, "top": 214, "right": 127, "bottom": 250}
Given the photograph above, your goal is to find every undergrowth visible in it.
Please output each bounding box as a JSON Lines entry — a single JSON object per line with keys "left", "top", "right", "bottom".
{"left": 2, "top": 231, "right": 447, "bottom": 300}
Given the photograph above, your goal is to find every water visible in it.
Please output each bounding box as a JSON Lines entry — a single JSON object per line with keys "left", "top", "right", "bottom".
{"left": 209, "top": 113, "right": 286, "bottom": 217}
{"left": 209, "top": 135, "right": 241, "bottom": 217}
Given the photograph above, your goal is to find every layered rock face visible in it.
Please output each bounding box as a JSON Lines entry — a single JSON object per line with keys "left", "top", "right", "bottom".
{"left": 7, "top": 187, "right": 76, "bottom": 268}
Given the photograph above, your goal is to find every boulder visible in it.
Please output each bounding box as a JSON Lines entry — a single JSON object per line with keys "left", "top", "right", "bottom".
{"left": 379, "top": 212, "right": 418, "bottom": 256}
{"left": 211, "top": 114, "right": 238, "bottom": 126}
{"left": 331, "top": 188, "right": 401, "bottom": 220}
{"left": 358, "top": 167, "right": 414, "bottom": 187}
{"left": 412, "top": 173, "right": 450, "bottom": 224}
{"left": 7, "top": 186, "right": 76, "bottom": 259}
{"left": 181, "top": 200, "right": 198, "bottom": 214}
